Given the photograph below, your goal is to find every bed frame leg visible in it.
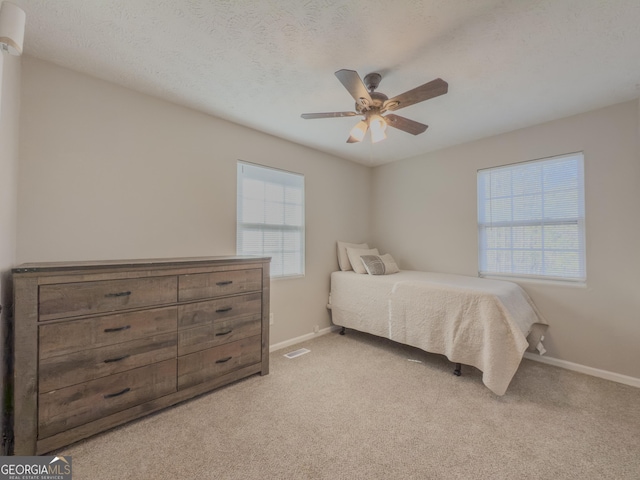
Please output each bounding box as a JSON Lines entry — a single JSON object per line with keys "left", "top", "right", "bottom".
{"left": 339, "top": 326, "right": 346, "bottom": 335}
{"left": 453, "top": 363, "right": 462, "bottom": 376}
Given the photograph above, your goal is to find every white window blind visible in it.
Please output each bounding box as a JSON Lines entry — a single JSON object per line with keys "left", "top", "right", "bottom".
{"left": 237, "top": 161, "right": 305, "bottom": 278}
{"left": 477, "top": 152, "right": 586, "bottom": 282}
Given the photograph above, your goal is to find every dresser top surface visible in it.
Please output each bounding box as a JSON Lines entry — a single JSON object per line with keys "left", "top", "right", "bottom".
{"left": 13, "top": 256, "right": 271, "bottom": 274}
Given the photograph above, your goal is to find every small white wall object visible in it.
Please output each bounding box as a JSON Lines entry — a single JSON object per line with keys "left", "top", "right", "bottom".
{"left": 0, "top": 1, "right": 26, "bottom": 56}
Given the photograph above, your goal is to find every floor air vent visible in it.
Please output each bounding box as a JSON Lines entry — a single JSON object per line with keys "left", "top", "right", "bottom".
{"left": 284, "top": 348, "right": 310, "bottom": 359}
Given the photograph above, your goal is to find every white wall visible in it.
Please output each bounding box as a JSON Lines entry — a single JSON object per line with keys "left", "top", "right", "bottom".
{"left": 18, "top": 56, "right": 371, "bottom": 345}
{"left": 0, "top": 50, "right": 21, "bottom": 451}
{"left": 372, "top": 100, "right": 640, "bottom": 379}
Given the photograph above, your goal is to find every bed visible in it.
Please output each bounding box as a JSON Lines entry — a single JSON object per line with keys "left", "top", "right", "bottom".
{"left": 328, "top": 269, "right": 548, "bottom": 395}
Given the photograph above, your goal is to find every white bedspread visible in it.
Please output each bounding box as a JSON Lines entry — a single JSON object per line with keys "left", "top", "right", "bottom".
{"left": 329, "top": 271, "right": 548, "bottom": 395}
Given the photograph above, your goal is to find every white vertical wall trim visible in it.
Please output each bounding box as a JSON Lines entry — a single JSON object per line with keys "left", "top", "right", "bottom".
{"left": 0, "top": 52, "right": 4, "bottom": 112}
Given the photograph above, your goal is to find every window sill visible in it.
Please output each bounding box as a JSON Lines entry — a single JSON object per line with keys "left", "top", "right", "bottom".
{"left": 479, "top": 274, "right": 587, "bottom": 288}
{"left": 271, "top": 274, "right": 305, "bottom": 281}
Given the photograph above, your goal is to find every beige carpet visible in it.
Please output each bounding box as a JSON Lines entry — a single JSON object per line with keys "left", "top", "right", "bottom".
{"left": 58, "top": 330, "right": 640, "bottom": 479}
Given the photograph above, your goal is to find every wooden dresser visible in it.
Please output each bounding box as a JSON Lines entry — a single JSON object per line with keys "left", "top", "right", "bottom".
{"left": 12, "top": 256, "right": 270, "bottom": 455}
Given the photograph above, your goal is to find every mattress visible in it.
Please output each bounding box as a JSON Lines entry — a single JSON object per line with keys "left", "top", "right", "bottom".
{"left": 329, "top": 270, "right": 548, "bottom": 395}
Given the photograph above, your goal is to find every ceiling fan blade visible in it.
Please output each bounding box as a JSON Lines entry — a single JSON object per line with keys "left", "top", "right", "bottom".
{"left": 335, "top": 69, "right": 372, "bottom": 109}
{"left": 346, "top": 135, "right": 361, "bottom": 143}
{"left": 301, "top": 112, "right": 358, "bottom": 119}
{"left": 384, "top": 78, "right": 448, "bottom": 112}
{"left": 384, "top": 114, "right": 429, "bottom": 135}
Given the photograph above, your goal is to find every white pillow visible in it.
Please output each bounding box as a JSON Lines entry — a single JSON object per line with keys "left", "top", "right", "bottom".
{"left": 360, "top": 254, "right": 400, "bottom": 275}
{"left": 346, "top": 247, "right": 380, "bottom": 274}
{"left": 337, "top": 241, "right": 369, "bottom": 271}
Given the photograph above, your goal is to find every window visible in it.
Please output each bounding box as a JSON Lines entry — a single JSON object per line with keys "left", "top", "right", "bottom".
{"left": 237, "top": 161, "right": 305, "bottom": 278}
{"left": 477, "top": 152, "right": 586, "bottom": 282}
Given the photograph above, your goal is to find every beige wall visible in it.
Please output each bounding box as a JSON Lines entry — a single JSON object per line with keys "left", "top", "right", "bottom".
{"left": 15, "top": 56, "right": 640, "bottom": 381}
{"left": 18, "top": 57, "right": 371, "bottom": 345}
{"left": 372, "top": 100, "right": 640, "bottom": 379}
{"left": 0, "top": 50, "right": 21, "bottom": 450}
{"left": 0, "top": 54, "right": 21, "bottom": 294}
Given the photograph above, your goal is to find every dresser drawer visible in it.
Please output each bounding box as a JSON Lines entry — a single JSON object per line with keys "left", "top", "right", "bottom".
{"left": 39, "top": 333, "right": 177, "bottom": 393}
{"left": 178, "top": 314, "right": 262, "bottom": 356}
{"left": 178, "top": 292, "right": 261, "bottom": 329}
{"left": 178, "top": 335, "right": 262, "bottom": 389}
{"left": 38, "top": 359, "right": 177, "bottom": 439}
{"left": 39, "top": 276, "right": 178, "bottom": 321}
{"left": 178, "top": 269, "right": 262, "bottom": 301}
{"left": 39, "top": 306, "right": 177, "bottom": 359}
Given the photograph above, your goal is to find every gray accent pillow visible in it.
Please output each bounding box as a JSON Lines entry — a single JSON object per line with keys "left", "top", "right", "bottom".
{"left": 360, "top": 254, "right": 400, "bottom": 275}
{"left": 346, "top": 247, "right": 379, "bottom": 274}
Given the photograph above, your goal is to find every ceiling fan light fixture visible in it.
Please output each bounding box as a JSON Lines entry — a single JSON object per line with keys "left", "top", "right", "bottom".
{"left": 369, "top": 114, "right": 387, "bottom": 131}
{"left": 370, "top": 127, "right": 387, "bottom": 143}
{"left": 369, "top": 114, "right": 387, "bottom": 143}
{"left": 349, "top": 120, "right": 368, "bottom": 142}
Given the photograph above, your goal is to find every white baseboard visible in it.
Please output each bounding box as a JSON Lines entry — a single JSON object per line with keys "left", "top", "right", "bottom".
{"left": 270, "top": 330, "right": 640, "bottom": 389}
{"left": 269, "top": 325, "right": 340, "bottom": 353}
{"left": 523, "top": 352, "right": 640, "bottom": 389}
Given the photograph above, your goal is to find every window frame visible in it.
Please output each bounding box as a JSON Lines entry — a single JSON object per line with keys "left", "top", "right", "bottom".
{"left": 477, "top": 152, "right": 586, "bottom": 284}
{"left": 236, "top": 161, "right": 305, "bottom": 279}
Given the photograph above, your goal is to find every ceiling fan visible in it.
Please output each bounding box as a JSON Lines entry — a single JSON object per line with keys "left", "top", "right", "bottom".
{"left": 301, "top": 69, "right": 448, "bottom": 144}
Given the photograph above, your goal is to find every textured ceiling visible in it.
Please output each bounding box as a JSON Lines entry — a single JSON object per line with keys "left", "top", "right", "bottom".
{"left": 10, "top": 0, "right": 640, "bottom": 166}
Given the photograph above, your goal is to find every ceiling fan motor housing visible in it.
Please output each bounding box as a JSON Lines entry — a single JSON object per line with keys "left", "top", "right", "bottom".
{"left": 356, "top": 91, "right": 388, "bottom": 113}
{"left": 363, "top": 72, "right": 382, "bottom": 92}
{"left": 354, "top": 72, "right": 386, "bottom": 113}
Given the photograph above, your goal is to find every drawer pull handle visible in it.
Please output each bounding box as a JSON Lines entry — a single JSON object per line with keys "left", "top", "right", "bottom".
{"left": 215, "top": 330, "right": 233, "bottom": 337}
{"left": 103, "top": 387, "right": 131, "bottom": 399}
{"left": 216, "top": 356, "right": 233, "bottom": 364}
{"left": 216, "top": 280, "right": 233, "bottom": 286}
{"left": 105, "top": 291, "right": 132, "bottom": 298}
{"left": 215, "top": 306, "right": 232, "bottom": 313}
{"left": 104, "top": 325, "right": 131, "bottom": 333}
{"left": 104, "top": 354, "right": 131, "bottom": 363}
